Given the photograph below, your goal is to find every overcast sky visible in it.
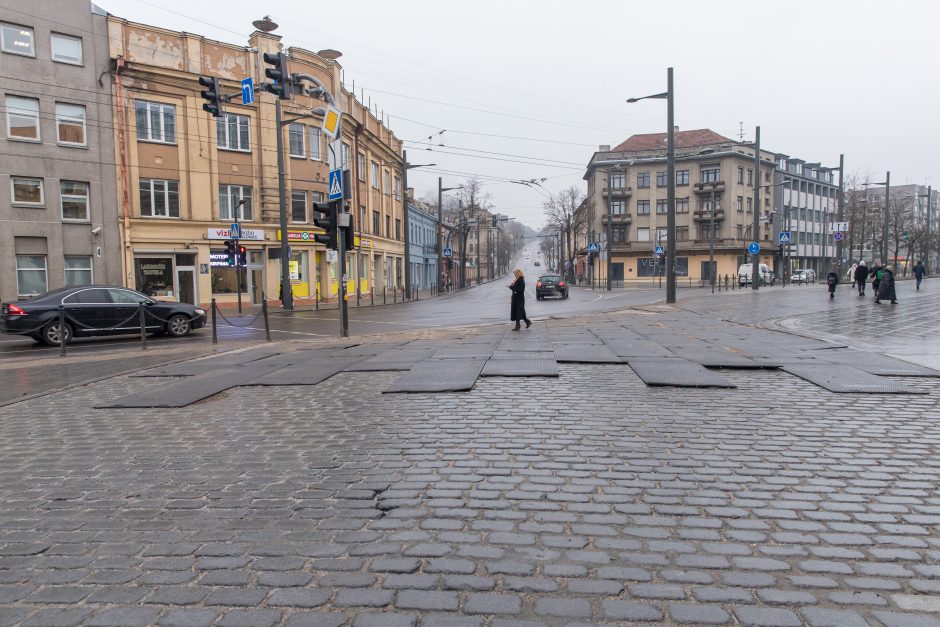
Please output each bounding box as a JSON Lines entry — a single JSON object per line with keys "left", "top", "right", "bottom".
{"left": 106, "top": 0, "right": 940, "bottom": 230}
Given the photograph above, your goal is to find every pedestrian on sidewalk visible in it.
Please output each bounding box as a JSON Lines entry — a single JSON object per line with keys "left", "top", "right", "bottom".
{"left": 871, "top": 263, "right": 883, "bottom": 296}
{"left": 847, "top": 262, "right": 858, "bottom": 288}
{"left": 826, "top": 268, "right": 839, "bottom": 300}
{"left": 913, "top": 260, "right": 926, "bottom": 290}
{"left": 875, "top": 265, "right": 898, "bottom": 304}
{"left": 854, "top": 260, "right": 869, "bottom": 295}
{"left": 508, "top": 269, "right": 531, "bottom": 331}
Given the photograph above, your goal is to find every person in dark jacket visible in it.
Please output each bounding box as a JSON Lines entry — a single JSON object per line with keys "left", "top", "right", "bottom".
{"left": 875, "top": 265, "right": 897, "bottom": 304}
{"left": 871, "top": 263, "right": 882, "bottom": 296}
{"left": 853, "top": 261, "right": 869, "bottom": 295}
{"left": 826, "top": 269, "right": 839, "bottom": 299}
{"left": 508, "top": 269, "right": 531, "bottom": 330}
{"left": 913, "top": 260, "right": 926, "bottom": 290}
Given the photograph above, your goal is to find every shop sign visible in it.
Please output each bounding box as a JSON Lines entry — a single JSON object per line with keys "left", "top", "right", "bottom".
{"left": 277, "top": 228, "right": 326, "bottom": 242}
{"left": 208, "top": 227, "right": 264, "bottom": 241}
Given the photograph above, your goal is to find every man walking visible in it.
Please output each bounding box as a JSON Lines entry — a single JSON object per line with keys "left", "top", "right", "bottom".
{"left": 853, "top": 261, "right": 869, "bottom": 296}
{"left": 913, "top": 260, "right": 926, "bottom": 290}
{"left": 875, "top": 265, "right": 898, "bottom": 305}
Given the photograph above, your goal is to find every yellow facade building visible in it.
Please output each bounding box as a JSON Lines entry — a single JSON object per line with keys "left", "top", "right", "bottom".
{"left": 107, "top": 18, "right": 404, "bottom": 308}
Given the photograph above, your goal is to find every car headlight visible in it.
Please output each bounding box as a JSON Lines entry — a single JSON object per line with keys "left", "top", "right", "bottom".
{"left": 194, "top": 308, "right": 206, "bottom": 316}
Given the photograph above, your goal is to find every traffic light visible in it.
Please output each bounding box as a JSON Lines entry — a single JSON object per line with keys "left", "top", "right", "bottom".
{"left": 262, "top": 52, "right": 292, "bottom": 100}
{"left": 313, "top": 201, "right": 338, "bottom": 250}
{"left": 342, "top": 211, "right": 355, "bottom": 251}
{"left": 198, "top": 76, "right": 223, "bottom": 117}
{"left": 224, "top": 240, "right": 236, "bottom": 266}
{"left": 238, "top": 245, "right": 247, "bottom": 267}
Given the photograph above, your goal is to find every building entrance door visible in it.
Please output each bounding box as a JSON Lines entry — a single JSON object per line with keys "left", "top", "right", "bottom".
{"left": 247, "top": 252, "right": 264, "bottom": 304}
{"left": 176, "top": 267, "right": 196, "bottom": 305}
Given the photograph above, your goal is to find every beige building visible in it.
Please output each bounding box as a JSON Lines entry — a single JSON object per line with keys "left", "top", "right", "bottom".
{"left": 582, "top": 129, "right": 778, "bottom": 284}
{"left": 107, "top": 17, "right": 403, "bottom": 308}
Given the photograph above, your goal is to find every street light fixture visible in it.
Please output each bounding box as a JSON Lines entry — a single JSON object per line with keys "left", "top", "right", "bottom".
{"left": 437, "top": 180, "right": 462, "bottom": 292}
{"left": 628, "top": 67, "right": 676, "bottom": 303}
{"left": 919, "top": 186, "right": 933, "bottom": 272}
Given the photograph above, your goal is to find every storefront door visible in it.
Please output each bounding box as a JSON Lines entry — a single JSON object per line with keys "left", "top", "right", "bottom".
{"left": 247, "top": 252, "right": 264, "bottom": 304}
{"left": 176, "top": 267, "right": 196, "bottom": 305}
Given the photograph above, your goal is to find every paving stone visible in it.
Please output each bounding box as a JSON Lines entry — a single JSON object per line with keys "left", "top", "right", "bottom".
{"left": 156, "top": 609, "right": 220, "bottom": 627}
{"left": 463, "top": 593, "right": 523, "bottom": 615}
{"left": 799, "top": 608, "right": 869, "bottom": 627}
{"left": 267, "top": 588, "right": 331, "bottom": 607}
{"left": 601, "top": 600, "right": 664, "bottom": 621}
{"left": 282, "top": 613, "right": 347, "bottom": 627}
{"left": 757, "top": 588, "right": 818, "bottom": 605}
{"left": 396, "top": 590, "right": 460, "bottom": 611}
{"left": 669, "top": 602, "right": 731, "bottom": 624}
{"left": 534, "top": 598, "right": 592, "bottom": 618}
{"left": 334, "top": 588, "right": 394, "bottom": 607}
{"left": 871, "top": 612, "right": 940, "bottom": 627}
{"left": 352, "top": 612, "right": 418, "bottom": 627}
{"left": 734, "top": 606, "right": 802, "bottom": 626}
{"left": 20, "top": 608, "right": 93, "bottom": 627}
{"left": 85, "top": 607, "right": 161, "bottom": 626}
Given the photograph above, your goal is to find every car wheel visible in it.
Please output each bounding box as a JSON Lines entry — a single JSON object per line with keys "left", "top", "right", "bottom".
{"left": 41, "top": 319, "right": 73, "bottom": 347}
{"left": 166, "top": 314, "right": 192, "bottom": 337}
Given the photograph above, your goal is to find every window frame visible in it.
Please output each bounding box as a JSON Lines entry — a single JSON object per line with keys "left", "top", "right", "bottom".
{"left": 310, "top": 127, "right": 322, "bottom": 161}
{"left": 55, "top": 102, "right": 86, "bottom": 146}
{"left": 636, "top": 227, "right": 650, "bottom": 242}
{"left": 609, "top": 172, "right": 626, "bottom": 189}
{"left": 50, "top": 32, "right": 83, "bottom": 65}
{"left": 656, "top": 199, "right": 668, "bottom": 215}
{"left": 371, "top": 162, "right": 380, "bottom": 189}
{"left": 676, "top": 170, "right": 689, "bottom": 186}
{"left": 610, "top": 200, "right": 625, "bottom": 215}
{"left": 139, "top": 178, "right": 180, "bottom": 219}
{"left": 217, "top": 112, "right": 250, "bottom": 152}
{"left": 656, "top": 171, "right": 667, "bottom": 188}
{"left": 15, "top": 254, "right": 47, "bottom": 297}
{"left": 291, "top": 189, "right": 307, "bottom": 223}
{"left": 60, "top": 180, "right": 90, "bottom": 221}
{"left": 383, "top": 170, "right": 391, "bottom": 196}
{"left": 701, "top": 167, "right": 721, "bottom": 183}
{"left": 394, "top": 175, "right": 401, "bottom": 200}
{"left": 135, "top": 100, "right": 176, "bottom": 144}
{"left": 357, "top": 153, "right": 366, "bottom": 181}
{"left": 5, "top": 95, "right": 40, "bottom": 142}
{"left": 676, "top": 197, "right": 689, "bottom": 213}
{"left": 636, "top": 172, "right": 650, "bottom": 188}
{"left": 219, "top": 184, "right": 253, "bottom": 221}
{"left": 1, "top": 22, "right": 35, "bottom": 57}
{"left": 64, "top": 255, "right": 93, "bottom": 287}
{"left": 636, "top": 200, "right": 650, "bottom": 215}
{"left": 11, "top": 176, "right": 44, "bottom": 206}
{"left": 288, "top": 123, "right": 305, "bottom": 158}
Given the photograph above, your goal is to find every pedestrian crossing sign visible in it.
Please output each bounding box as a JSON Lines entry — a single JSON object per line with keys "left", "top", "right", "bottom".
{"left": 328, "top": 169, "right": 343, "bottom": 201}
{"left": 778, "top": 231, "right": 791, "bottom": 244}
{"left": 654, "top": 245, "right": 665, "bottom": 255}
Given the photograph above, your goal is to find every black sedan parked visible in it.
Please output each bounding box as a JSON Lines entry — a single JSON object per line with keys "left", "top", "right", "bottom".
{"left": 535, "top": 274, "right": 568, "bottom": 300}
{"left": 1, "top": 286, "right": 207, "bottom": 346}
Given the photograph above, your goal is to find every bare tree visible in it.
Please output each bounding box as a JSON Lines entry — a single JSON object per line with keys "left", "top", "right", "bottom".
{"left": 889, "top": 195, "right": 915, "bottom": 274}
{"left": 543, "top": 187, "right": 586, "bottom": 281}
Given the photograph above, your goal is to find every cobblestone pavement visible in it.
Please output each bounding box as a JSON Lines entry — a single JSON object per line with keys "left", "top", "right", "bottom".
{"left": 2, "top": 305, "right": 940, "bottom": 626}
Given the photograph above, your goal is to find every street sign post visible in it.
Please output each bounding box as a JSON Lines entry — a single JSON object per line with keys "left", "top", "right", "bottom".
{"left": 747, "top": 242, "right": 760, "bottom": 255}
{"left": 654, "top": 245, "right": 665, "bottom": 255}
{"left": 778, "top": 231, "right": 791, "bottom": 244}
{"left": 240, "top": 78, "right": 254, "bottom": 105}
{"left": 230, "top": 223, "right": 240, "bottom": 240}
{"left": 588, "top": 242, "right": 599, "bottom": 253}
{"left": 322, "top": 104, "right": 342, "bottom": 139}
{"left": 443, "top": 247, "right": 452, "bottom": 257}
{"left": 833, "top": 232, "right": 844, "bottom": 241}
{"left": 829, "top": 222, "right": 849, "bottom": 233}
{"left": 328, "top": 169, "right": 343, "bottom": 201}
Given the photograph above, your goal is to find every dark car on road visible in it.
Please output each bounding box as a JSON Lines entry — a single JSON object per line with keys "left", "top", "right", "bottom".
{"left": 1, "top": 286, "right": 207, "bottom": 346}
{"left": 535, "top": 274, "right": 568, "bottom": 300}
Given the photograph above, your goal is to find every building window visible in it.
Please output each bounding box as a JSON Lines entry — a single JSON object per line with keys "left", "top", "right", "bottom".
{"left": 217, "top": 113, "right": 250, "bottom": 151}
{"left": 676, "top": 198, "right": 689, "bottom": 213}
{"left": 16, "top": 255, "right": 46, "bottom": 296}
{"left": 371, "top": 162, "right": 380, "bottom": 189}
{"left": 64, "top": 255, "right": 92, "bottom": 286}
{"left": 310, "top": 127, "right": 322, "bottom": 160}
{"left": 746, "top": 168, "right": 753, "bottom": 185}
{"left": 676, "top": 226, "right": 689, "bottom": 241}
{"left": 736, "top": 196, "right": 744, "bottom": 212}
{"left": 637, "top": 172, "right": 650, "bottom": 188}
{"left": 612, "top": 227, "right": 626, "bottom": 243}
{"left": 219, "top": 184, "right": 252, "bottom": 221}
{"left": 11, "top": 177, "right": 43, "bottom": 205}
{"left": 384, "top": 171, "right": 391, "bottom": 195}
{"left": 656, "top": 199, "right": 668, "bottom": 214}
{"left": 139, "top": 178, "right": 180, "bottom": 218}
{"left": 610, "top": 200, "right": 625, "bottom": 215}
{"left": 60, "top": 180, "right": 89, "bottom": 221}
{"left": 386, "top": 215, "right": 391, "bottom": 238}
{"left": 1, "top": 23, "right": 34, "bottom": 56}
{"left": 288, "top": 123, "right": 305, "bottom": 157}
{"left": 313, "top": 191, "right": 324, "bottom": 203}
{"left": 357, "top": 153, "right": 366, "bottom": 181}
{"left": 637, "top": 200, "right": 650, "bottom": 215}
{"left": 676, "top": 170, "right": 689, "bottom": 186}
{"left": 291, "top": 190, "right": 307, "bottom": 223}
{"left": 746, "top": 197, "right": 753, "bottom": 213}
{"left": 737, "top": 166, "right": 744, "bottom": 183}
{"left": 636, "top": 227, "right": 650, "bottom": 242}
{"left": 394, "top": 175, "right": 401, "bottom": 200}
{"left": 51, "top": 33, "right": 82, "bottom": 64}
{"left": 609, "top": 173, "right": 625, "bottom": 189}
{"left": 55, "top": 103, "right": 86, "bottom": 146}
{"left": 655, "top": 228, "right": 669, "bottom": 243}
{"left": 372, "top": 210, "right": 380, "bottom": 234}
{"left": 6, "top": 95, "right": 40, "bottom": 141}
{"left": 342, "top": 142, "right": 351, "bottom": 170}
{"left": 135, "top": 257, "right": 173, "bottom": 297}
{"left": 395, "top": 218, "right": 402, "bottom": 241}
{"left": 656, "top": 171, "right": 667, "bottom": 188}
{"left": 135, "top": 100, "right": 175, "bottom": 144}
{"left": 701, "top": 167, "right": 720, "bottom": 183}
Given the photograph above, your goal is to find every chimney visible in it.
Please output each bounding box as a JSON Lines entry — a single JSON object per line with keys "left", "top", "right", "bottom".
{"left": 599, "top": 144, "right": 610, "bottom": 152}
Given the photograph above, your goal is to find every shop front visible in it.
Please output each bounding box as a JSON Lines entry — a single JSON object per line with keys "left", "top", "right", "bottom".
{"left": 207, "top": 227, "right": 266, "bottom": 307}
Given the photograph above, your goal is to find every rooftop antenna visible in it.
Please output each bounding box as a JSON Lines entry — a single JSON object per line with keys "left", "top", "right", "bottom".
{"left": 737, "top": 122, "right": 744, "bottom": 142}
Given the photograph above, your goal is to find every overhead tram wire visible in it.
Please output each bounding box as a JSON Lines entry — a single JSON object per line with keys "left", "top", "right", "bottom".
{"left": 403, "top": 141, "right": 587, "bottom": 168}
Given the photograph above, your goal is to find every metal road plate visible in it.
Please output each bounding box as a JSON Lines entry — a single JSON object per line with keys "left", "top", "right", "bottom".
{"left": 553, "top": 343, "right": 624, "bottom": 363}
{"left": 781, "top": 364, "right": 927, "bottom": 394}
{"left": 603, "top": 340, "right": 673, "bottom": 358}
{"left": 628, "top": 358, "right": 736, "bottom": 388}
{"left": 812, "top": 350, "right": 940, "bottom": 377}
{"left": 344, "top": 348, "right": 437, "bottom": 371}
{"left": 384, "top": 357, "right": 487, "bottom": 393}
{"left": 491, "top": 349, "right": 555, "bottom": 360}
{"left": 247, "top": 357, "right": 362, "bottom": 386}
{"left": 481, "top": 357, "right": 559, "bottom": 377}
{"left": 550, "top": 333, "right": 599, "bottom": 344}
{"left": 495, "top": 339, "right": 553, "bottom": 352}
{"left": 131, "top": 349, "right": 282, "bottom": 377}
{"left": 99, "top": 367, "right": 275, "bottom": 408}
{"left": 667, "top": 348, "right": 764, "bottom": 369}
{"left": 433, "top": 343, "right": 498, "bottom": 359}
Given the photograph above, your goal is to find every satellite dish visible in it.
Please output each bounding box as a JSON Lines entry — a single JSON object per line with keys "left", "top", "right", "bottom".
{"left": 252, "top": 16, "right": 278, "bottom": 32}
{"left": 318, "top": 49, "right": 342, "bottom": 60}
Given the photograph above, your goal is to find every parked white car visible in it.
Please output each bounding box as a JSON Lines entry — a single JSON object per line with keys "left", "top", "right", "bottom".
{"left": 738, "top": 263, "right": 775, "bottom": 287}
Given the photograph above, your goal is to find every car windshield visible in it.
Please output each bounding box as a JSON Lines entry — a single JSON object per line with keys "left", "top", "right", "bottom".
{"left": 540, "top": 275, "right": 560, "bottom": 281}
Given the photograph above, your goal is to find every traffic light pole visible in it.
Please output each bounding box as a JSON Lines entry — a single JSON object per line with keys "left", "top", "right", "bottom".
{"left": 275, "top": 98, "right": 293, "bottom": 311}
{"left": 338, "top": 208, "right": 349, "bottom": 337}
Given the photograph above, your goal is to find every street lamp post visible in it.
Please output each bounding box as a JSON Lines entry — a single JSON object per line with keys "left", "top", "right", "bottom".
{"left": 437, "top": 180, "right": 461, "bottom": 293}
{"left": 627, "top": 67, "right": 675, "bottom": 303}
{"left": 920, "top": 186, "right": 932, "bottom": 273}
{"left": 709, "top": 189, "right": 716, "bottom": 293}
{"left": 752, "top": 126, "right": 761, "bottom": 291}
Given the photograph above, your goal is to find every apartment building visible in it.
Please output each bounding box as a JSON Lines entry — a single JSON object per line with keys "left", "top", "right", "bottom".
{"left": 106, "top": 17, "right": 403, "bottom": 308}
{"left": 407, "top": 197, "right": 439, "bottom": 290}
{"left": 773, "top": 155, "right": 839, "bottom": 276}
{"left": 583, "top": 129, "right": 778, "bottom": 284}
{"left": 0, "top": 0, "right": 120, "bottom": 303}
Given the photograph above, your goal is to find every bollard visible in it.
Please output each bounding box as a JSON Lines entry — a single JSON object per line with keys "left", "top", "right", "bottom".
{"left": 416, "top": 286, "right": 420, "bottom": 301}
{"left": 357, "top": 288, "right": 360, "bottom": 307}
{"left": 211, "top": 298, "right": 218, "bottom": 344}
{"left": 384, "top": 288, "right": 387, "bottom": 305}
{"left": 371, "top": 288, "right": 374, "bottom": 306}
{"left": 138, "top": 302, "right": 148, "bottom": 350}
{"left": 394, "top": 287, "right": 397, "bottom": 304}
{"left": 315, "top": 288, "right": 319, "bottom": 310}
{"left": 58, "top": 305, "right": 67, "bottom": 357}
{"left": 261, "top": 293, "right": 271, "bottom": 342}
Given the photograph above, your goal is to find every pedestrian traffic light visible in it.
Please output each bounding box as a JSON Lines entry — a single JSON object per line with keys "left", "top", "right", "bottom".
{"left": 237, "top": 245, "right": 247, "bottom": 267}
{"left": 342, "top": 212, "right": 355, "bottom": 251}
{"left": 224, "top": 240, "right": 236, "bottom": 266}
{"left": 198, "top": 76, "right": 223, "bottom": 117}
{"left": 262, "top": 52, "right": 292, "bottom": 100}
{"left": 312, "top": 201, "right": 338, "bottom": 250}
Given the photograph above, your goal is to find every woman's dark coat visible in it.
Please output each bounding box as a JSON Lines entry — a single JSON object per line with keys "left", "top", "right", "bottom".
{"left": 510, "top": 277, "right": 527, "bottom": 322}
{"left": 878, "top": 268, "right": 897, "bottom": 301}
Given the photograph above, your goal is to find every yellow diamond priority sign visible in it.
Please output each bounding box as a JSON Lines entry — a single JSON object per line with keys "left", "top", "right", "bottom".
{"left": 322, "top": 105, "right": 342, "bottom": 139}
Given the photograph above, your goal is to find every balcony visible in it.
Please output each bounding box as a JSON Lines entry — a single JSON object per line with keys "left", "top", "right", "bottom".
{"left": 602, "top": 186, "right": 632, "bottom": 199}
{"left": 693, "top": 209, "right": 725, "bottom": 222}
{"left": 601, "top": 213, "right": 632, "bottom": 225}
{"left": 693, "top": 181, "right": 726, "bottom": 195}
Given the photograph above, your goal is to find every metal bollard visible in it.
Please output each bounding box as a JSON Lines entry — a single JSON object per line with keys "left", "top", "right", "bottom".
{"left": 58, "top": 305, "right": 67, "bottom": 357}
{"left": 261, "top": 293, "right": 271, "bottom": 342}
{"left": 357, "top": 288, "right": 360, "bottom": 307}
{"left": 138, "top": 302, "right": 148, "bottom": 350}
{"left": 211, "top": 298, "right": 218, "bottom": 344}
{"left": 371, "top": 288, "right": 374, "bottom": 306}
{"left": 394, "top": 287, "right": 397, "bottom": 304}
{"left": 316, "top": 288, "right": 319, "bottom": 310}
{"left": 384, "top": 288, "right": 387, "bottom": 305}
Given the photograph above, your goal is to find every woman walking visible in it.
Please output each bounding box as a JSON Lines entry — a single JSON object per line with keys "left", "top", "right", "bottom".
{"left": 508, "top": 269, "right": 531, "bottom": 331}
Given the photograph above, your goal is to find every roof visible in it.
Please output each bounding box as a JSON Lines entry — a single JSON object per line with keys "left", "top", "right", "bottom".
{"left": 611, "top": 129, "right": 734, "bottom": 152}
